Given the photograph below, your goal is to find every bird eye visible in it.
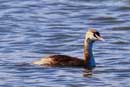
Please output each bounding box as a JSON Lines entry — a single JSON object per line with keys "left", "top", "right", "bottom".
{"left": 94, "top": 32, "right": 100, "bottom": 38}
{"left": 94, "top": 33, "right": 96, "bottom": 37}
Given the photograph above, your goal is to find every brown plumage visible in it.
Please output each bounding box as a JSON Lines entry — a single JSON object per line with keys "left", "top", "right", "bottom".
{"left": 34, "top": 55, "right": 84, "bottom": 67}
{"left": 32, "top": 28, "right": 104, "bottom": 69}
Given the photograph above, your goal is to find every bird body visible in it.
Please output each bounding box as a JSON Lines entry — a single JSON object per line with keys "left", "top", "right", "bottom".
{"left": 33, "top": 55, "right": 84, "bottom": 67}
{"left": 33, "top": 29, "right": 104, "bottom": 69}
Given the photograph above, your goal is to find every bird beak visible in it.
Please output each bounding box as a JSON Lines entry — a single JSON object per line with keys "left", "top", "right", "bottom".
{"left": 98, "top": 37, "right": 105, "bottom": 41}
{"left": 95, "top": 34, "right": 105, "bottom": 41}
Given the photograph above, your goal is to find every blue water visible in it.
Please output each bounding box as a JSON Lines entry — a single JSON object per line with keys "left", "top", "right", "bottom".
{"left": 0, "top": 0, "right": 130, "bottom": 87}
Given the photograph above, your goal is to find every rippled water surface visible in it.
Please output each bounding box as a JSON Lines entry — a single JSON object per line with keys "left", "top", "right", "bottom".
{"left": 0, "top": 0, "right": 130, "bottom": 87}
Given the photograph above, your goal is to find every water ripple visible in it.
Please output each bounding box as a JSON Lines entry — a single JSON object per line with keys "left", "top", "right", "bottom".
{"left": 0, "top": 0, "right": 130, "bottom": 87}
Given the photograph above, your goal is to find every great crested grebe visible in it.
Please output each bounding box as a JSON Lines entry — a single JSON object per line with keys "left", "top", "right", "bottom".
{"left": 33, "top": 29, "right": 104, "bottom": 69}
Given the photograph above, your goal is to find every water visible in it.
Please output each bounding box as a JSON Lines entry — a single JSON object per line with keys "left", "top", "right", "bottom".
{"left": 0, "top": 0, "right": 130, "bottom": 87}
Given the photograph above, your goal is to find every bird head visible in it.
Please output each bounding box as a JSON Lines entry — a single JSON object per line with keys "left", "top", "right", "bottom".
{"left": 85, "top": 28, "right": 104, "bottom": 42}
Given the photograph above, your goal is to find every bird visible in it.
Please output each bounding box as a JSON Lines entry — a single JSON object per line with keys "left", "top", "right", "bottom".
{"left": 32, "top": 28, "right": 104, "bottom": 70}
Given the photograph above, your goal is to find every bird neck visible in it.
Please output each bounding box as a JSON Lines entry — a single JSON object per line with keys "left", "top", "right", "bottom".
{"left": 84, "top": 39, "right": 96, "bottom": 68}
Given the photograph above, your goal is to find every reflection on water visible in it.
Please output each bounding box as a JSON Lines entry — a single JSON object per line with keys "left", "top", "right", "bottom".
{"left": 0, "top": 0, "right": 130, "bottom": 87}
{"left": 83, "top": 69, "right": 93, "bottom": 77}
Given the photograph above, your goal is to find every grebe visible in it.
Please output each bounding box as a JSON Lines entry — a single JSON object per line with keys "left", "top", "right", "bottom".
{"left": 33, "top": 29, "right": 104, "bottom": 69}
